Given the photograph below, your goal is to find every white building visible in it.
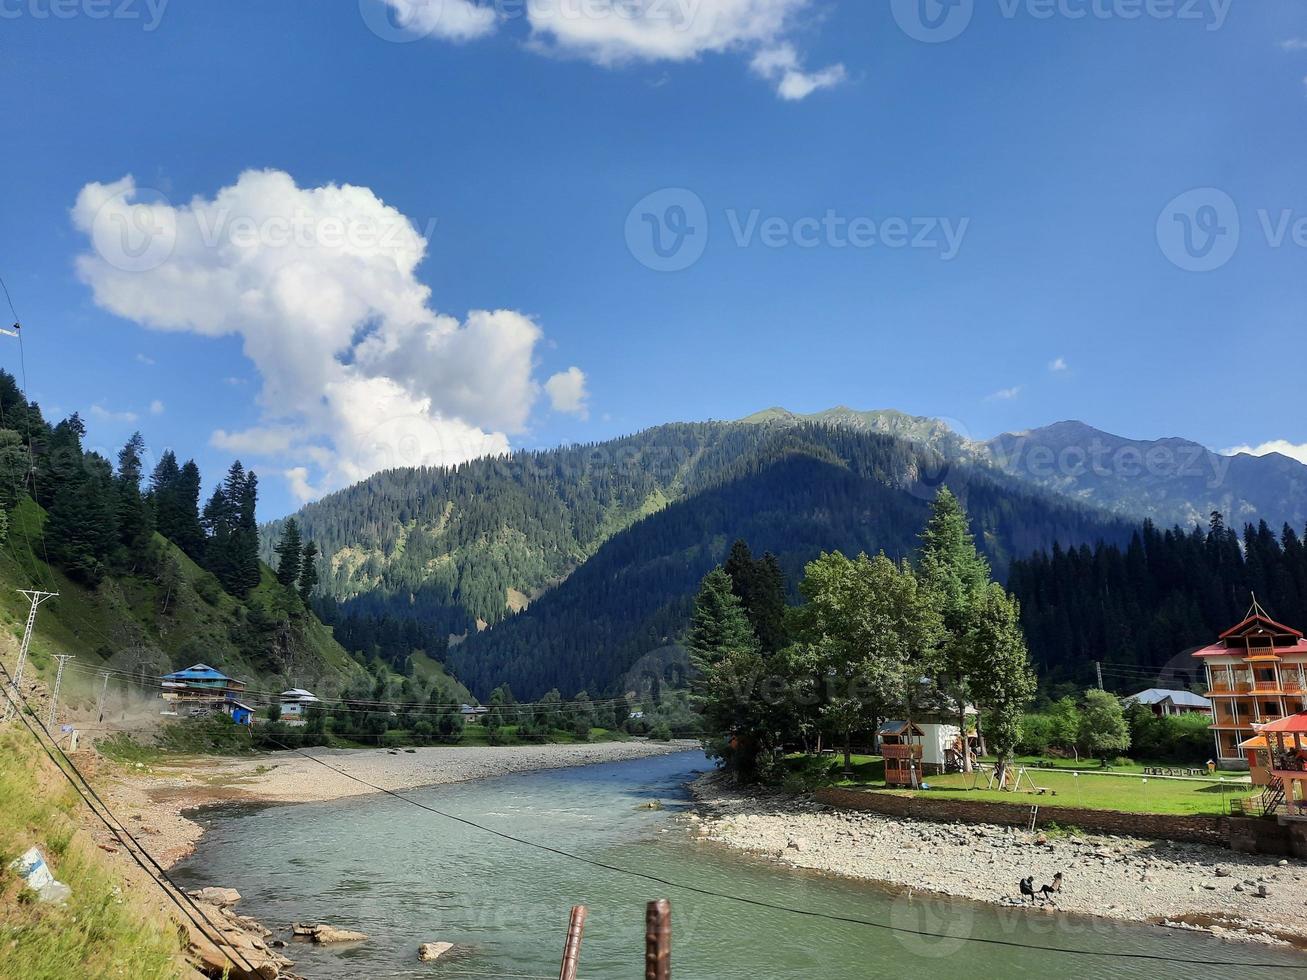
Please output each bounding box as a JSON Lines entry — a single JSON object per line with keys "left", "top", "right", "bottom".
{"left": 279, "top": 689, "right": 320, "bottom": 724}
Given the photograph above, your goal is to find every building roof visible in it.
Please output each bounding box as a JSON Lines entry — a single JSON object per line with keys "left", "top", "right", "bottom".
{"left": 1125, "top": 688, "right": 1212, "bottom": 709}
{"left": 162, "top": 663, "right": 232, "bottom": 682}
{"left": 1256, "top": 712, "right": 1307, "bottom": 735}
{"left": 1219, "top": 598, "right": 1303, "bottom": 641}
{"left": 280, "top": 689, "right": 319, "bottom": 701}
{"left": 878, "top": 720, "right": 925, "bottom": 737}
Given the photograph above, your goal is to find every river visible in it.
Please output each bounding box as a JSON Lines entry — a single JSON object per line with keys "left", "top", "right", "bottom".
{"left": 172, "top": 750, "right": 1306, "bottom": 978}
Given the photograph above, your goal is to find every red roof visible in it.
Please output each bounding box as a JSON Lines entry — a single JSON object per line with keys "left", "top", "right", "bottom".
{"left": 1256, "top": 712, "right": 1307, "bottom": 735}
{"left": 1192, "top": 639, "right": 1307, "bottom": 657}
{"left": 1219, "top": 611, "right": 1303, "bottom": 641}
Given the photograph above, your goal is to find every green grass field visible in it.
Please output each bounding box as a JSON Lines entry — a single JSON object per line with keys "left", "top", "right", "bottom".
{"left": 795, "top": 753, "right": 1248, "bottom": 817}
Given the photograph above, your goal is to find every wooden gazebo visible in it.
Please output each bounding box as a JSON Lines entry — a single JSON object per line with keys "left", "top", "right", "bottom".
{"left": 1255, "top": 712, "right": 1307, "bottom": 815}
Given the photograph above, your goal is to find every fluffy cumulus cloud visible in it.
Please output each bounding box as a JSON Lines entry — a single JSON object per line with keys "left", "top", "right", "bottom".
{"left": 377, "top": 0, "right": 843, "bottom": 100}
{"left": 72, "top": 169, "right": 580, "bottom": 502}
{"left": 1225, "top": 440, "right": 1307, "bottom": 466}
{"left": 545, "top": 366, "right": 589, "bottom": 418}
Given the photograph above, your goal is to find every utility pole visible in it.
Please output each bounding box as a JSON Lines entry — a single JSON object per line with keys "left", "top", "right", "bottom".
{"left": 48, "top": 655, "right": 74, "bottom": 729}
{"left": 2, "top": 589, "right": 57, "bottom": 722}
{"left": 95, "top": 672, "right": 111, "bottom": 723}
{"left": 1095, "top": 661, "right": 1104, "bottom": 691}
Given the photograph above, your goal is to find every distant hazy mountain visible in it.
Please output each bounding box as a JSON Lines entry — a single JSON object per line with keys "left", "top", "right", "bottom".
{"left": 742, "top": 409, "right": 1307, "bottom": 532}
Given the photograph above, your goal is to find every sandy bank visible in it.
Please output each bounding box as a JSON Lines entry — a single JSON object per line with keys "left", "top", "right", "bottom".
{"left": 688, "top": 772, "right": 1307, "bottom": 949}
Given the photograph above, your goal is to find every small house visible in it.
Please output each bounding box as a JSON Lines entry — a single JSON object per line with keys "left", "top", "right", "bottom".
{"left": 459, "top": 704, "right": 489, "bottom": 722}
{"left": 1124, "top": 688, "right": 1212, "bottom": 717}
{"left": 225, "top": 700, "right": 254, "bottom": 726}
{"left": 279, "top": 689, "right": 321, "bottom": 724}
{"left": 161, "top": 664, "right": 248, "bottom": 719}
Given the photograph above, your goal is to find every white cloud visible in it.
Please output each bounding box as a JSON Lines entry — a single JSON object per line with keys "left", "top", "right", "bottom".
{"left": 1048, "top": 356, "right": 1068, "bottom": 372}
{"left": 1281, "top": 38, "right": 1307, "bottom": 51}
{"left": 545, "top": 366, "right": 589, "bottom": 418}
{"left": 1225, "top": 440, "right": 1307, "bottom": 466}
{"left": 383, "top": 0, "right": 843, "bottom": 100}
{"left": 985, "top": 386, "right": 1022, "bottom": 402}
{"left": 378, "top": 0, "right": 497, "bottom": 41}
{"left": 149, "top": 399, "right": 165, "bottom": 415}
{"left": 90, "top": 404, "right": 139, "bottom": 423}
{"left": 73, "top": 170, "right": 575, "bottom": 500}
{"left": 749, "top": 44, "right": 845, "bottom": 101}
{"left": 135, "top": 353, "right": 155, "bottom": 365}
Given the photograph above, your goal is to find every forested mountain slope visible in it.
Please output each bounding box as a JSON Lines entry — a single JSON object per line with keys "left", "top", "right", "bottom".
{"left": 448, "top": 427, "right": 1132, "bottom": 699}
{"left": 741, "top": 408, "right": 1307, "bottom": 531}
{"left": 0, "top": 499, "right": 367, "bottom": 705}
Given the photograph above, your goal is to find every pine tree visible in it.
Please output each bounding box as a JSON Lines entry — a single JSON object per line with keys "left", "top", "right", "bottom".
{"left": 115, "top": 432, "right": 153, "bottom": 566}
{"left": 299, "top": 541, "right": 319, "bottom": 603}
{"left": 919, "top": 487, "right": 991, "bottom": 770}
{"left": 275, "top": 518, "right": 303, "bottom": 588}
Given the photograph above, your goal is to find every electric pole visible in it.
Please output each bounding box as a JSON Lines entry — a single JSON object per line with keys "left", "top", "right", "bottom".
{"left": 95, "top": 672, "right": 111, "bottom": 723}
{"left": 1095, "top": 661, "right": 1104, "bottom": 691}
{"left": 3, "top": 589, "right": 57, "bottom": 722}
{"left": 47, "top": 655, "right": 74, "bottom": 729}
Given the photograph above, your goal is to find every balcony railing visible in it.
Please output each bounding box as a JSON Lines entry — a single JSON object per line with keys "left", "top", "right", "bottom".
{"left": 880, "top": 744, "right": 923, "bottom": 759}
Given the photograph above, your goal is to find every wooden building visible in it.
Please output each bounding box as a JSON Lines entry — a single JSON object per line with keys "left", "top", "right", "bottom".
{"left": 878, "top": 720, "right": 924, "bottom": 787}
{"left": 1197, "top": 600, "right": 1307, "bottom": 771}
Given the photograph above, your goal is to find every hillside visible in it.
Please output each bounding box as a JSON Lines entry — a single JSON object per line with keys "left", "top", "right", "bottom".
{"left": 0, "top": 498, "right": 369, "bottom": 708}
{"left": 448, "top": 425, "right": 1132, "bottom": 699}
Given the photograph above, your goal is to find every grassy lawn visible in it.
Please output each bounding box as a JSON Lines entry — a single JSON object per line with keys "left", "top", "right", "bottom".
{"left": 790, "top": 753, "right": 1245, "bottom": 817}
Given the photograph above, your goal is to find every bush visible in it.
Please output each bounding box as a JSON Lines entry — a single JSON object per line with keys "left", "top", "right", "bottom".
{"left": 1016, "top": 713, "right": 1053, "bottom": 755}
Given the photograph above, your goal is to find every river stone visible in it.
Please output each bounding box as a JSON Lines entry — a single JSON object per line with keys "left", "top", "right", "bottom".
{"left": 419, "top": 942, "right": 454, "bottom": 961}
{"left": 190, "top": 887, "right": 241, "bottom": 907}
{"left": 311, "top": 925, "right": 369, "bottom": 944}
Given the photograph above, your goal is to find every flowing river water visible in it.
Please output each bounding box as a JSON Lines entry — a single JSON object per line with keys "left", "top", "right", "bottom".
{"left": 173, "top": 750, "right": 1306, "bottom": 979}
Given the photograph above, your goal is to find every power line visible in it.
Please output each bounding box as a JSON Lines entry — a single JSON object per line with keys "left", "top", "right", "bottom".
{"left": 261, "top": 737, "right": 1304, "bottom": 970}
{"left": 0, "top": 661, "right": 259, "bottom": 976}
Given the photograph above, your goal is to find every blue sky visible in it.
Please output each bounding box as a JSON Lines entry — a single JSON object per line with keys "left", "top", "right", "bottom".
{"left": 1, "top": 0, "right": 1305, "bottom": 518}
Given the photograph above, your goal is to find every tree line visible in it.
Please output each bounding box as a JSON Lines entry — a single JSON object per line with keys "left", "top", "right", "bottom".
{"left": 1008, "top": 512, "right": 1307, "bottom": 688}
{"left": 690, "top": 489, "right": 1035, "bottom": 783}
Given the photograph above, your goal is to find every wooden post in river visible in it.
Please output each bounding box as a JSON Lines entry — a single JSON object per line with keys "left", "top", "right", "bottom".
{"left": 558, "top": 905, "right": 587, "bottom": 980}
{"left": 644, "top": 899, "right": 671, "bottom": 980}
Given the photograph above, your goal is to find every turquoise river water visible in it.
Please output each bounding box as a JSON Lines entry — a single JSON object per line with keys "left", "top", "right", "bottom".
{"left": 172, "top": 750, "right": 1307, "bottom": 979}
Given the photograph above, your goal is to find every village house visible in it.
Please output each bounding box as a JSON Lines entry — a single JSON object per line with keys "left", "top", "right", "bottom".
{"left": 1124, "top": 688, "right": 1213, "bottom": 718}
{"left": 160, "top": 663, "right": 253, "bottom": 726}
{"left": 279, "top": 688, "right": 321, "bottom": 724}
{"left": 1198, "top": 600, "right": 1307, "bottom": 772}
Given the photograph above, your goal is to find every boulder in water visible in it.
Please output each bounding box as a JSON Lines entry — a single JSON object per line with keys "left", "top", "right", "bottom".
{"left": 419, "top": 942, "right": 454, "bottom": 961}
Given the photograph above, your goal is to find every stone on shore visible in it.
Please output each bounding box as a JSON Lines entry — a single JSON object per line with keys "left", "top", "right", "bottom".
{"left": 309, "top": 925, "right": 369, "bottom": 944}
{"left": 419, "top": 942, "right": 454, "bottom": 961}
{"left": 190, "top": 886, "right": 242, "bottom": 907}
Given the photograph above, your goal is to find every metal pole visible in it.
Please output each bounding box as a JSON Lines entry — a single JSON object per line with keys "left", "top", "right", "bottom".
{"left": 96, "top": 672, "right": 110, "bottom": 723}
{"left": 1095, "top": 661, "right": 1103, "bottom": 691}
{"left": 557, "top": 905, "right": 587, "bottom": 980}
{"left": 3, "top": 589, "right": 57, "bottom": 722}
{"left": 644, "top": 899, "right": 671, "bottom": 980}
{"left": 48, "top": 655, "right": 74, "bottom": 729}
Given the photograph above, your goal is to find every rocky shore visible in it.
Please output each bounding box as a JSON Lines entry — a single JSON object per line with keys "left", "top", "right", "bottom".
{"left": 688, "top": 772, "right": 1307, "bottom": 949}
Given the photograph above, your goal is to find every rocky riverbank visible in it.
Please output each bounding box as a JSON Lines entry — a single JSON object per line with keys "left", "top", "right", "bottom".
{"left": 688, "top": 772, "right": 1307, "bottom": 949}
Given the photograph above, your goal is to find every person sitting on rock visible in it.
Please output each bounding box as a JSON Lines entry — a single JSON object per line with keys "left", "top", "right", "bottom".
{"left": 1019, "top": 876, "right": 1036, "bottom": 903}
{"left": 1037, "top": 872, "right": 1063, "bottom": 904}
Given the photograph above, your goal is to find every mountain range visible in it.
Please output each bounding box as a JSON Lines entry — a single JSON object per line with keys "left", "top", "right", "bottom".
{"left": 262, "top": 408, "right": 1307, "bottom": 699}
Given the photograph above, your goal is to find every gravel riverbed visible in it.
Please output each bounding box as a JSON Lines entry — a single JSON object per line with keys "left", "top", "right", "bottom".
{"left": 688, "top": 772, "right": 1307, "bottom": 948}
